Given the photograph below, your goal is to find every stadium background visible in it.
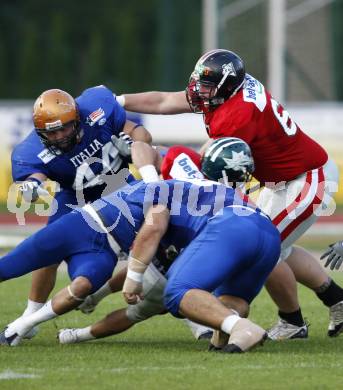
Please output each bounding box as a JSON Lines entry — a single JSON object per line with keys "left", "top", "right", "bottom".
{"left": 1, "top": 0, "right": 343, "bottom": 206}
{"left": 1, "top": 2, "right": 343, "bottom": 388}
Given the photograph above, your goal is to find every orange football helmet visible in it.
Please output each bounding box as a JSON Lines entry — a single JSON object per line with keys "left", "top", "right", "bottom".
{"left": 33, "top": 89, "right": 81, "bottom": 153}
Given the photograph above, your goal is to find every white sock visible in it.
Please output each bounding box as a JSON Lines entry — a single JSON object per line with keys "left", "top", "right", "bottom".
{"left": 22, "top": 300, "right": 45, "bottom": 316}
{"left": 6, "top": 301, "right": 57, "bottom": 337}
{"left": 75, "top": 326, "right": 96, "bottom": 341}
{"left": 182, "top": 318, "right": 213, "bottom": 339}
{"left": 221, "top": 314, "right": 241, "bottom": 335}
{"left": 91, "top": 282, "right": 112, "bottom": 305}
{"left": 138, "top": 165, "right": 160, "bottom": 183}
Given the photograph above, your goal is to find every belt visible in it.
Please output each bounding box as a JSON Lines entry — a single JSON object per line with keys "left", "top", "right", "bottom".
{"left": 82, "top": 204, "right": 122, "bottom": 255}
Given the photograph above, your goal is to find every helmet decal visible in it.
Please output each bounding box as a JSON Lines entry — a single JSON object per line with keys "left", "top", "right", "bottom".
{"left": 222, "top": 152, "right": 253, "bottom": 171}
{"left": 45, "top": 120, "right": 63, "bottom": 130}
{"left": 201, "top": 137, "right": 254, "bottom": 184}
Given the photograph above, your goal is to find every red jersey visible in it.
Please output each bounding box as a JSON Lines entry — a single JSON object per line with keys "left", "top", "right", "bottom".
{"left": 160, "top": 145, "right": 203, "bottom": 180}
{"left": 204, "top": 74, "right": 328, "bottom": 184}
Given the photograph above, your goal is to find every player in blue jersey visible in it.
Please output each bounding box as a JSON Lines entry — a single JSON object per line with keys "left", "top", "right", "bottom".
{"left": 10, "top": 86, "right": 155, "bottom": 337}
{"left": 58, "top": 139, "right": 280, "bottom": 352}
{"left": 0, "top": 178, "right": 279, "bottom": 351}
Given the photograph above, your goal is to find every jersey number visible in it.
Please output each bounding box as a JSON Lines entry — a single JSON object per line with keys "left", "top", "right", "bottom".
{"left": 271, "top": 98, "right": 297, "bottom": 136}
{"left": 73, "top": 142, "right": 122, "bottom": 190}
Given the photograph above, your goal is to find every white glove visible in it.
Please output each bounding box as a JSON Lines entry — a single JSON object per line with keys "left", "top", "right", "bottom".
{"left": 19, "top": 180, "right": 49, "bottom": 203}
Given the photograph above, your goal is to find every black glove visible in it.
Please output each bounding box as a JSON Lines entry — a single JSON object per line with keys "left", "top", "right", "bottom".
{"left": 111, "top": 132, "right": 133, "bottom": 160}
{"left": 320, "top": 241, "right": 343, "bottom": 270}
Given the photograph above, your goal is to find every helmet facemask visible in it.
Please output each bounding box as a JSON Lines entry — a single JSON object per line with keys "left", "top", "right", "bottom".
{"left": 217, "top": 167, "right": 253, "bottom": 189}
{"left": 36, "top": 120, "right": 81, "bottom": 154}
{"left": 186, "top": 76, "right": 223, "bottom": 114}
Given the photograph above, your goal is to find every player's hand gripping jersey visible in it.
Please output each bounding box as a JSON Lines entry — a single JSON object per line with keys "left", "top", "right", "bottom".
{"left": 204, "top": 74, "right": 328, "bottom": 184}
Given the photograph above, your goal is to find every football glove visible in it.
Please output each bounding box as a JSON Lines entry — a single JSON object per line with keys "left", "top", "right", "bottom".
{"left": 19, "top": 179, "right": 49, "bottom": 203}
{"left": 111, "top": 132, "right": 133, "bottom": 160}
{"left": 320, "top": 241, "right": 343, "bottom": 270}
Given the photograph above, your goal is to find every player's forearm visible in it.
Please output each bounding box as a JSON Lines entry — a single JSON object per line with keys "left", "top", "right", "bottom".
{"left": 130, "top": 126, "right": 152, "bottom": 144}
{"left": 131, "top": 142, "right": 159, "bottom": 170}
{"left": 122, "top": 120, "right": 152, "bottom": 144}
{"left": 123, "top": 91, "right": 190, "bottom": 115}
{"left": 130, "top": 228, "right": 163, "bottom": 266}
{"left": 130, "top": 207, "right": 170, "bottom": 265}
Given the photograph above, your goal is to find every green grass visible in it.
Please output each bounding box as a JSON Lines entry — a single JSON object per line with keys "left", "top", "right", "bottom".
{"left": 0, "top": 273, "right": 343, "bottom": 389}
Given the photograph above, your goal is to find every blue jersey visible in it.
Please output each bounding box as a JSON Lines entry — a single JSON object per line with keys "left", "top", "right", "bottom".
{"left": 89, "top": 178, "right": 261, "bottom": 254}
{"left": 11, "top": 85, "right": 127, "bottom": 191}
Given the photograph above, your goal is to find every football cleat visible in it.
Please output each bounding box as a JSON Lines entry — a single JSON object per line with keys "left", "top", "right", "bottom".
{"left": 221, "top": 344, "right": 243, "bottom": 353}
{"left": 0, "top": 328, "right": 22, "bottom": 347}
{"left": 328, "top": 301, "right": 343, "bottom": 337}
{"left": 208, "top": 343, "right": 224, "bottom": 352}
{"left": 58, "top": 328, "right": 81, "bottom": 344}
{"left": 267, "top": 319, "right": 309, "bottom": 340}
{"left": 197, "top": 329, "right": 214, "bottom": 340}
{"left": 228, "top": 318, "right": 267, "bottom": 352}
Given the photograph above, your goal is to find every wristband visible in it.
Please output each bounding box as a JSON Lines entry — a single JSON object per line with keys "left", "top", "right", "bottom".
{"left": 117, "top": 95, "right": 126, "bottom": 107}
{"left": 126, "top": 269, "right": 144, "bottom": 283}
{"left": 132, "top": 123, "right": 143, "bottom": 131}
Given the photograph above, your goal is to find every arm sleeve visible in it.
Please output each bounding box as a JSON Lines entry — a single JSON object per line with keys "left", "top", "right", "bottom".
{"left": 11, "top": 151, "right": 49, "bottom": 182}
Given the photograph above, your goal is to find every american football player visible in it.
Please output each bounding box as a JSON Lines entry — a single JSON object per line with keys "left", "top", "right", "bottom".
{"left": 116, "top": 49, "right": 343, "bottom": 339}
{"left": 1, "top": 169, "right": 280, "bottom": 352}
{"left": 58, "top": 138, "right": 269, "bottom": 353}
{"left": 9, "top": 86, "right": 153, "bottom": 338}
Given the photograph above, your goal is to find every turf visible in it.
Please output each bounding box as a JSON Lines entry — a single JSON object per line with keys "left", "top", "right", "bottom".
{"left": 0, "top": 272, "right": 343, "bottom": 389}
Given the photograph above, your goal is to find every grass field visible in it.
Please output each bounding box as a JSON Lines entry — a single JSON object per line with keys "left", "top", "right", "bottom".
{"left": 0, "top": 270, "right": 343, "bottom": 389}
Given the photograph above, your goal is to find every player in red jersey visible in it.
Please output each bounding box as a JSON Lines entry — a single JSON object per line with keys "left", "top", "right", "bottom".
{"left": 117, "top": 49, "right": 343, "bottom": 339}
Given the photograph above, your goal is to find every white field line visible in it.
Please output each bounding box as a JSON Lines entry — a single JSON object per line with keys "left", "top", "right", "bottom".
{"left": 0, "top": 370, "right": 40, "bottom": 379}
{"left": 1, "top": 362, "right": 341, "bottom": 380}
{"left": 109, "top": 365, "right": 207, "bottom": 373}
